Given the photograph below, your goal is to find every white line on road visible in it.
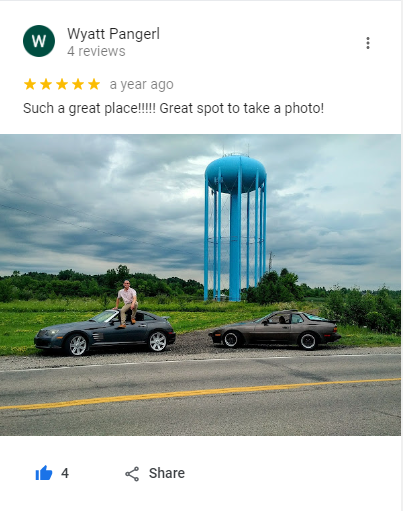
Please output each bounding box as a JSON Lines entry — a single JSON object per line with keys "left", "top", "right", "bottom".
{"left": 0, "top": 352, "right": 400, "bottom": 373}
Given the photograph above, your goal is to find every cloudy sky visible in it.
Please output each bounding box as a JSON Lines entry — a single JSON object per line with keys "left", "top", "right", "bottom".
{"left": 0, "top": 134, "right": 400, "bottom": 290}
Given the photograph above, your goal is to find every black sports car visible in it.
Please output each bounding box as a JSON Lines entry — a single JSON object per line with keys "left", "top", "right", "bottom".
{"left": 208, "top": 309, "right": 341, "bottom": 351}
{"left": 34, "top": 309, "right": 176, "bottom": 356}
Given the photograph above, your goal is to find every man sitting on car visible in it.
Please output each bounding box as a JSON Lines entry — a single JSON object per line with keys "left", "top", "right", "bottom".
{"left": 113, "top": 280, "right": 138, "bottom": 328}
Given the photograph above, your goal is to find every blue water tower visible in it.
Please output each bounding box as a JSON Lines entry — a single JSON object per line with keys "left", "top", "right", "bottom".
{"left": 204, "top": 154, "right": 267, "bottom": 301}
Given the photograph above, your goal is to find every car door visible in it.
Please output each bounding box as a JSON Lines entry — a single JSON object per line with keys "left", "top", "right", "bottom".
{"left": 290, "top": 313, "right": 305, "bottom": 340}
{"left": 121, "top": 319, "right": 150, "bottom": 344}
{"left": 252, "top": 313, "right": 291, "bottom": 342}
{"left": 95, "top": 312, "right": 149, "bottom": 346}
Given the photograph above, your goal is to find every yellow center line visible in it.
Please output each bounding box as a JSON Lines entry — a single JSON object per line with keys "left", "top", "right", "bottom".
{"left": 0, "top": 378, "right": 400, "bottom": 411}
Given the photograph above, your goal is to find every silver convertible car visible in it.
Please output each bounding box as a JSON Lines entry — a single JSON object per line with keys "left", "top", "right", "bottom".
{"left": 208, "top": 309, "right": 341, "bottom": 351}
{"left": 34, "top": 309, "right": 176, "bottom": 356}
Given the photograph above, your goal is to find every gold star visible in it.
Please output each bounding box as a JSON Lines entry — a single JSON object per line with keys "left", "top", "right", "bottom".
{"left": 24, "top": 78, "right": 36, "bottom": 90}
{"left": 56, "top": 79, "right": 68, "bottom": 90}
{"left": 72, "top": 78, "right": 84, "bottom": 90}
{"left": 88, "top": 78, "right": 100, "bottom": 90}
{"left": 40, "top": 78, "right": 52, "bottom": 90}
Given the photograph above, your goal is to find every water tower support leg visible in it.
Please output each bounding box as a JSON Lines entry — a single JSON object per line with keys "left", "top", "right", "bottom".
{"left": 238, "top": 163, "right": 242, "bottom": 301}
{"left": 260, "top": 185, "right": 263, "bottom": 280}
{"left": 204, "top": 174, "right": 209, "bottom": 300}
{"left": 217, "top": 168, "right": 222, "bottom": 301}
{"left": 263, "top": 177, "right": 267, "bottom": 275}
{"left": 255, "top": 171, "right": 259, "bottom": 286}
{"left": 246, "top": 192, "right": 250, "bottom": 289}
{"left": 213, "top": 190, "right": 217, "bottom": 300}
{"left": 229, "top": 192, "right": 240, "bottom": 301}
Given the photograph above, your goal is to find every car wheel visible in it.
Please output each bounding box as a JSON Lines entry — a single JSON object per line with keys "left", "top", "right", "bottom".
{"left": 148, "top": 331, "right": 167, "bottom": 352}
{"left": 63, "top": 334, "right": 88, "bottom": 356}
{"left": 223, "top": 331, "right": 243, "bottom": 349}
{"left": 298, "top": 332, "right": 318, "bottom": 351}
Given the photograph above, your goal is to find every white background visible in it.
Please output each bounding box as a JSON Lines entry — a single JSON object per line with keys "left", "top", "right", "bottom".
{"left": 0, "top": 436, "right": 401, "bottom": 510}
{"left": 0, "top": 1, "right": 401, "bottom": 133}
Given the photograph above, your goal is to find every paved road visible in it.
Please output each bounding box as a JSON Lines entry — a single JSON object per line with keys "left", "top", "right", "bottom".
{"left": 0, "top": 350, "right": 400, "bottom": 435}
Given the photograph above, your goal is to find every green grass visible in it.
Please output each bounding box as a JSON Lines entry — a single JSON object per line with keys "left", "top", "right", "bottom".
{"left": 335, "top": 325, "right": 400, "bottom": 347}
{"left": 0, "top": 298, "right": 400, "bottom": 356}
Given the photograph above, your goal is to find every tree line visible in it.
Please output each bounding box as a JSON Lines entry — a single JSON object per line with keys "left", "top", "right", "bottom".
{"left": 0, "top": 265, "right": 204, "bottom": 302}
{"left": 321, "top": 285, "right": 400, "bottom": 334}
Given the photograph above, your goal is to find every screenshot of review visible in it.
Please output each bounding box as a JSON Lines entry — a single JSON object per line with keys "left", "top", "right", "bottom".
{"left": 0, "top": 1, "right": 401, "bottom": 511}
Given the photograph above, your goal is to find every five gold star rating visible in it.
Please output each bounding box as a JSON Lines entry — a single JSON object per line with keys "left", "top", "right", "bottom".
{"left": 24, "top": 78, "right": 100, "bottom": 90}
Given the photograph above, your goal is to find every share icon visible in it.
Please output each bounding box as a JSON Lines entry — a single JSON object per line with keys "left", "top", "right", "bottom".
{"left": 125, "top": 466, "right": 139, "bottom": 482}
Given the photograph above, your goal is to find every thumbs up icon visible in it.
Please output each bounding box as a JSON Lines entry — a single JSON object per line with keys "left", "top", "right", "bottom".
{"left": 35, "top": 465, "right": 53, "bottom": 480}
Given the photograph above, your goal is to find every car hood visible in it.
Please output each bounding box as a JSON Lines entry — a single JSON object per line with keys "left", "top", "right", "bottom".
{"left": 39, "top": 320, "right": 104, "bottom": 331}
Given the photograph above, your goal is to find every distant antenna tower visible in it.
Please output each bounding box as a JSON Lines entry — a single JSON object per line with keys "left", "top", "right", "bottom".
{"left": 268, "top": 251, "right": 274, "bottom": 273}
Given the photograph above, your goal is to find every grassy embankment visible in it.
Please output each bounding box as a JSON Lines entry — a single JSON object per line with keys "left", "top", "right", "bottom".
{"left": 0, "top": 297, "right": 400, "bottom": 356}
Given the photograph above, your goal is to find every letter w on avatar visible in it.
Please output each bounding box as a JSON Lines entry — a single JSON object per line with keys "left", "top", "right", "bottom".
{"left": 32, "top": 35, "right": 46, "bottom": 47}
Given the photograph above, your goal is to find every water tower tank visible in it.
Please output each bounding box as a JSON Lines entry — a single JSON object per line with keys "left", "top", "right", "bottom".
{"left": 206, "top": 155, "right": 266, "bottom": 194}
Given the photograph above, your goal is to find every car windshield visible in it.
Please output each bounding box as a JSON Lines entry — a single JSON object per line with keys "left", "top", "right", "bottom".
{"left": 89, "top": 311, "right": 118, "bottom": 323}
{"left": 303, "top": 313, "right": 329, "bottom": 321}
{"left": 253, "top": 315, "right": 271, "bottom": 323}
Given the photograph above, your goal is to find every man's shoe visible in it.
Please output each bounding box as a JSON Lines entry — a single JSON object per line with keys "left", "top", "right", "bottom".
{"left": 119, "top": 323, "right": 126, "bottom": 329}
{"left": 131, "top": 319, "right": 136, "bottom": 324}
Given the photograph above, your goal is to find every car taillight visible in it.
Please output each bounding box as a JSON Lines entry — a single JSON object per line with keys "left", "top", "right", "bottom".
{"left": 333, "top": 326, "right": 337, "bottom": 333}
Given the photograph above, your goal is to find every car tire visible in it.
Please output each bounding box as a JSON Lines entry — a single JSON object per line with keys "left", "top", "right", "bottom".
{"left": 63, "top": 334, "right": 88, "bottom": 356}
{"left": 298, "top": 332, "right": 318, "bottom": 351}
{"left": 148, "top": 330, "right": 167, "bottom": 352}
{"left": 222, "top": 331, "right": 243, "bottom": 349}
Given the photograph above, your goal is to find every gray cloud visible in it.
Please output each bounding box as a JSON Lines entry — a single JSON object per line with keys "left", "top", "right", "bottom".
{"left": 0, "top": 134, "right": 400, "bottom": 290}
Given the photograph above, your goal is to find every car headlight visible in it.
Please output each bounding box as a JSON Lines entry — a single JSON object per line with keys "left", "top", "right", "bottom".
{"left": 37, "top": 329, "right": 61, "bottom": 338}
{"left": 48, "top": 329, "right": 60, "bottom": 335}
